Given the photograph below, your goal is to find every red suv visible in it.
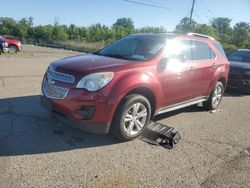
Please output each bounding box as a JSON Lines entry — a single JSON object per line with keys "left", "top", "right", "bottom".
{"left": 0, "top": 36, "right": 21, "bottom": 53}
{"left": 41, "top": 33, "right": 229, "bottom": 140}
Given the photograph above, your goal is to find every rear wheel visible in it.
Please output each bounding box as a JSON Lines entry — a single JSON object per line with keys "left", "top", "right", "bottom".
{"left": 203, "top": 81, "right": 224, "bottom": 110}
{"left": 8, "top": 45, "right": 18, "bottom": 53}
{"left": 111, "top": 94, "right": 151, "bottom": 141}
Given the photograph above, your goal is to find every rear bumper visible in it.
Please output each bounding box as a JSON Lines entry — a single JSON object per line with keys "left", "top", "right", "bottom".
{"left": 41, "top": 96, "right": 111, "bottom": 134}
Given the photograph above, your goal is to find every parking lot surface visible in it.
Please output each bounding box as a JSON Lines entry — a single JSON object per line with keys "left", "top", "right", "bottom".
{"left": 0, "top": 45, "right": 250, "bottom": 188}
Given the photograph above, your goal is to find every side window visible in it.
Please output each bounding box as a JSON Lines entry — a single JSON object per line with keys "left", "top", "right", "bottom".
{"left": 179, "top": 40, "right": 192, "bottom": 61}
{"left": 210, "top": 49, "right": 216, "bottom": 59}
{"left": 215, "top": 43, "right": 227, "bottom": 59}
{"left": 165, "top": 39, "right": 192, "bottom": 61}
{"left": 191, "top": 41, "right": 215, "bottom": 60}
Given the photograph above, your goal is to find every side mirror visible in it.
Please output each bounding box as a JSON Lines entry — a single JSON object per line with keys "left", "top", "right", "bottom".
{"left": 157, "top": 58, "right": 168, "bottom": 72}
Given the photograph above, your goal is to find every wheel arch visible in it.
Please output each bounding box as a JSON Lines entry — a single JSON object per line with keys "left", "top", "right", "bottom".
{"left": 125, "top": 87, "right": 156, "bottom": 119}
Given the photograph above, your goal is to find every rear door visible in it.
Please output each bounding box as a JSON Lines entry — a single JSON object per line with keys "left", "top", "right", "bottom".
{"left": 159, "top": 39, "right": 193, "bottom": 106}
{"left": 187, "top": 40, "right": 216, "bottom": 98}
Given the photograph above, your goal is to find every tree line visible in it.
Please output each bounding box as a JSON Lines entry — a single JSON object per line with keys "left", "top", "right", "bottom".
{"left": 0, "top": 16, "right": 250, "bottom": 52}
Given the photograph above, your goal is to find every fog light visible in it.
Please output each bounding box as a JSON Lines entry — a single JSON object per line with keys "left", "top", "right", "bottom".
{"left": 76, "top": 106, "right": 96, "bottom": 120}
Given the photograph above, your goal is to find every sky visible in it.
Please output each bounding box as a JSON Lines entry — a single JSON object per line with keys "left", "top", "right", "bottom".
{"left": 1, "top": 0, "right": 250, "bottom": 31}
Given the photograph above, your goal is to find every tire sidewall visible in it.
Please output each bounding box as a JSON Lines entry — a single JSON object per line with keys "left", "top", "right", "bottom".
{"left": 211, "top": 82, "right": 224, "bottom": 109}
{"left": 9, "top": 45, "right": 18, "bottom": 53}
{"left": 112, "top": 95, "right": 151, "bottom": 140}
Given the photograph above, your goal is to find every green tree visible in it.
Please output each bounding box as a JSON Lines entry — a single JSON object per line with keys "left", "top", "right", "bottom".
{"left": 136, "top": 26, "right": 166, "bottom": 33}
{"left": 0, "top": 17, "right": 17, "bottom": 35}
{"left": 232, "top": 22, "right": 250, "bottom": 48}
{"left": 211, "top": 17, "right": 232, "bottom": 44}
{"left": 175, "top": 17, "right": 197, "bottom": 33}
{"left": 33, "top": 25, "right": 53, "bottom": 41}
{"left": 52, "top": 25, "right": 68, "bottom": 41}
{"left": 193, "top": 24, "right": 218, "bottom": 39}
{"left": 113, "top": 18, "right": 134, "bottom": 31}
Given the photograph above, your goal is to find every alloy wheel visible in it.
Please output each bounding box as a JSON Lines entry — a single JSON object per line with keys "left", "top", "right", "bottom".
{"left": 123, "top": 103, "right": 148, "bottom": 136}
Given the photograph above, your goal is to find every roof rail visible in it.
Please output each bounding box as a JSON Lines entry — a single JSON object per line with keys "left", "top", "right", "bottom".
{"left": 187, "top": 32, "right": 215, "bottom": 41}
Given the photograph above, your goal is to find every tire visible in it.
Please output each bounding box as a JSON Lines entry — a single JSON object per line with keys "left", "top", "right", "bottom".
{"left": 203, "top": 81, "right": 224, "bottom": 110}
{"left": 8, "top": 45, "right": 18, "bottom": 53}
{"left": 110, "top": 94, "right": 151, "bottom": 141}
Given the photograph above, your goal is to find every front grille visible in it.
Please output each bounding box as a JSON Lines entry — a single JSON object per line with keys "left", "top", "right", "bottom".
{"left": 42, "top": 79, "right": 69, "bottom": 99}
{"left": 47, "top": 67, "right": 75, "bottom": 84}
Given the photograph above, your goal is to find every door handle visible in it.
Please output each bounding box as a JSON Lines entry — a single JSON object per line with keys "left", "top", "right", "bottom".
{"left": 213, "top": 63, "right": 216, "bottom": 70}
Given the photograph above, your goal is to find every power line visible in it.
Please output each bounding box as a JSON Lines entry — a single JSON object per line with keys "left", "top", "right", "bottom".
{"left": 124, "top": 0, "right": 189, "bottom": 12}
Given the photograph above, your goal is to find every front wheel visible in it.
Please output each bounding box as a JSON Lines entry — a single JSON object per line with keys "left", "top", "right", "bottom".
{"left": 203, "top": 81, "right": 224, "bottom": 110}
{"left": 111, "top": 94, "right": 151, "bottom": 141}
{"left": 8, "top": 45, "right": 18, "bottom": 53}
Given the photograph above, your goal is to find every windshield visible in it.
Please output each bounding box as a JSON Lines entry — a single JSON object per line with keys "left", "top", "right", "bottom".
{"left": 96, "top": 36, "right": 166, "bottom": 61}
{"left": 228, "top": 50, "right": 250, "bottom": 63}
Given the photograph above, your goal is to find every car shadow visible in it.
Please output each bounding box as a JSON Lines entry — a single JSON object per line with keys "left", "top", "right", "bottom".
{"left": 0, "top": 95, "right": 120, "bottom": 157}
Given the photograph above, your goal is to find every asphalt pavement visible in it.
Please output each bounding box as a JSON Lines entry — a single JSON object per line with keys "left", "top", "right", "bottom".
{"left": 0, "top": 45, "right": 249, "bottom": 188}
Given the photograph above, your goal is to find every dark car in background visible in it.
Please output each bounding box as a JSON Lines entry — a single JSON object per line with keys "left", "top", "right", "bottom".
{"left": 0, "top": 36, "right": 21, "bottom": 53}
{"left": 228, "top": 49, "right": 250, "bottom": 93}
{"left": 0, "top": 39, "right": 9, "bottom": 55}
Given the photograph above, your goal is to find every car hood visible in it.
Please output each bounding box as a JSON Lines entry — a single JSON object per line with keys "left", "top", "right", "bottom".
{"left": 51, "top": 54, "right": 132, "bottom": 75}
{"left": 229, "top": 61, "right": 250, "bottom": 69}
{"left": 1, "top": 37, "right": 21, "bottom": 44}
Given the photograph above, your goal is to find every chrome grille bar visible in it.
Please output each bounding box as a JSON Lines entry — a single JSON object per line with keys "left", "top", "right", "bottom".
{"left": 42, "top": 79, "right": 69, "bottom": 99}
{"left": 47, "top": 67, "right": 75, "bottom": 84}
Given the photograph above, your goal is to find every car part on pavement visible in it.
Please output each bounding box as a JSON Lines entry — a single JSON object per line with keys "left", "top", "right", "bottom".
{"left": 141, "top": 121, "right": 181, "bottom": 149}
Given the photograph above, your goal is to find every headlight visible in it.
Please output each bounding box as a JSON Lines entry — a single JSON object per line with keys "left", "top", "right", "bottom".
{"left": 76, "top": 72, "right": 114, "bottom": 91}
{"left": 4, "top": 42, "right": 8, "bottom": 47}
{"left": 245, "top": 70, "right": 250, "bottom": 75}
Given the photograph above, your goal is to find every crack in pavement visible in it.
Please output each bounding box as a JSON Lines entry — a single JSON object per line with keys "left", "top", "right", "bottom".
{"left": 183, "top": 139, "right": 230, "bottom": 159}
{"left": 183, "top": 139, "right": 250, "bottom": 187}
{"left": 0, "top": 102, "right": 54, "bottom": 141}
{"left": 201, "top": 148, "right": 250, "bottom": 187}
{"left": 199, "top": 138, "right": 245, "bottom": 150}
{"left": 183, "top": 146, "right": 202, "bottom": 187}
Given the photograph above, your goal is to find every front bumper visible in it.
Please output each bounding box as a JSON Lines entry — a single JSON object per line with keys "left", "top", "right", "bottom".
{"left": 41, "top": 96, "right": 111, "bottom": 133}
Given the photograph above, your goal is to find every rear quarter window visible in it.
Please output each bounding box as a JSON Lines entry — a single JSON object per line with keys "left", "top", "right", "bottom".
{"left": 215, "top": 43, "right": 227, "bottom": 59}
{"left": 191, "top": 41, "right": 215, "bottom": 60}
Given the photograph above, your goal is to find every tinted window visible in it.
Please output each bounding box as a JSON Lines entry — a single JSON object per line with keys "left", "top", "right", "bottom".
{"left": 228, "top": 51, "right": 250, "bottom": 63}
{"left": 164, "top": 40, "right": 192, "bottom": 61}
{"left": 215, "top": 43, "right": 226, "bottom": 58}
{"left": 97, "top": 36, "right": 166, "bottom": 61}
{"left": 191, "top": 41, "right": 215, "bottom": 60}
{"left": 179, "top": 40, "right": 192, "bottom": 61}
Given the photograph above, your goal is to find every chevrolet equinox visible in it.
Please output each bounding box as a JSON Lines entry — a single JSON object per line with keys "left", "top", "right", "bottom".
{"left": 41, "top": 33, "right": 229, "bottom": 141}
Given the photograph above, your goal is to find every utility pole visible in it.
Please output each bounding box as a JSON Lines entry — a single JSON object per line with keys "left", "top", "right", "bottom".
{"left": 189, "top": 0, "right": 195, "bottom": 32}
